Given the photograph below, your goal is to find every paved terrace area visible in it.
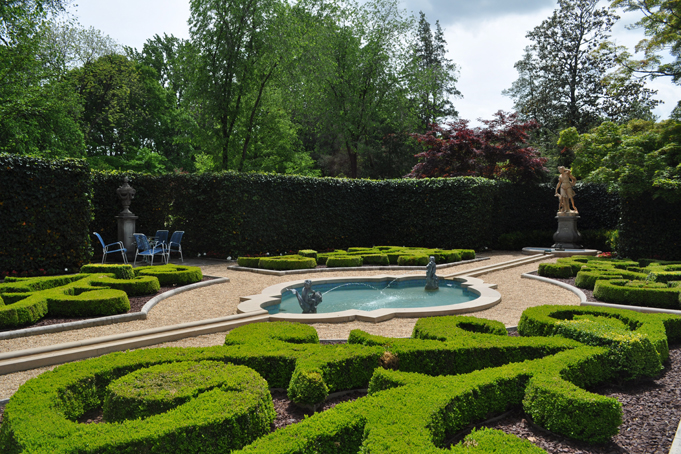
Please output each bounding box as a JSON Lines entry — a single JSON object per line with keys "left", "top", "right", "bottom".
{"left": 0, "top": 251, "right": 575, "bottom": 399}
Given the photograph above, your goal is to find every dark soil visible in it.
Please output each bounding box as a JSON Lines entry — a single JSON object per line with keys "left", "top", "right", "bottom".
{"left": 0, "top": 276, "right": 215, "bottom": 333}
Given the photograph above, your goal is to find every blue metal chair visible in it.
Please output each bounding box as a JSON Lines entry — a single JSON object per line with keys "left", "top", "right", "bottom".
{"left": 132, "top": 233, "right": 167, "bottom": 266}
{"left": 93, "top": 232, "right": 128, "bottom": 264}
{"left": 153, "top": 230, "right": 169, "bottom": 248}
{"left": 167, "top": 231, "right": 184, "bottom": 262}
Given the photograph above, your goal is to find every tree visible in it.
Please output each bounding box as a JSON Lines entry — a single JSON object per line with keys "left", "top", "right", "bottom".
{"left": 406, "top": 111, "right": 547, "bottom": 182}
{"left": 504, "top": 0, "right": 659, "bottom": 140}
{"left": 42, "top": 20, "right": 120, "bottom": 73}
{"left": 563, "top": 119, "right": 681, "bottom": 201}
{"left": 187, "top": 0, "right": 291, "bottom": 171}
{"left": 0, "top": 0, "right": 85, "bottom": 157}
{"left": 410, "top": 11, "right": 460, "bottom": 132}
{"left": 67, "top": 54, "right": 174, "bottom": 170}
{"left": 611, "top": 0, "right": 681, "bottom": 115}
{"left": 290, "top": 0, "right": 418, "bottom": 178}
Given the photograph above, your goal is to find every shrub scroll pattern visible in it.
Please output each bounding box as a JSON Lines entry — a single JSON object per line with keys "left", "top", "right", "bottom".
{"left": 1, "top": 307, "right": 679, "bottom": 453}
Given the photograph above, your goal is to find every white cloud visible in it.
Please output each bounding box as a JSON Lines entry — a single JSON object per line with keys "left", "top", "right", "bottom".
{"left": 68, "top": 0, "right": 190, "bottom": 51}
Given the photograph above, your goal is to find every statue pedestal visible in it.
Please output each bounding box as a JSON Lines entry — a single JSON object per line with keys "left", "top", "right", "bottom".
{"left": 116, "top": 214, "right": 138, "bottom": 261}
{"left": 553, "top": 213, "right": 583, "bottom": 249}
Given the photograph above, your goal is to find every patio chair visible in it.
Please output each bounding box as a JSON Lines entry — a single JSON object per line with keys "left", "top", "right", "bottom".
{"left": 93, "top": 232, "right": 128, "bottom": 264}
{"left": 152, "top": 230, "right": 169, "bottom": 248}
{"left": 132, "top": 233, "right": 167, "bottom": 266}
{"left": 167, "top": 231, "right": 184, "bottom": 262}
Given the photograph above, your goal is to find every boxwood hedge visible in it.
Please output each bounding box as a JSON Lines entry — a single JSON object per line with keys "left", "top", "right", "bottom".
{"left": 4, "top": 309, "right": 678, "bottom": 452}
{"left": 0, "top": 265, "right": 202, "bottom": 328}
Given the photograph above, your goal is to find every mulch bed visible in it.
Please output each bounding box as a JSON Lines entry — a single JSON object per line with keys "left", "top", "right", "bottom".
{"left": 0, "top": 276, "right": 215, "bottom": 333}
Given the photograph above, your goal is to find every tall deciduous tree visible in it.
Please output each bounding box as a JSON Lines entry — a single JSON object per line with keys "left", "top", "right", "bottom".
{"left": 0, "top": 0, "right": 85, "bottom": 157}
{"left": 407, "top": 111, "right": 547, "bottom": 182}
{"left": 611, "top": 0, "right": 681, "bottom": 115}
{"left": 504, "top": 0, "right": 659, "bottom": 139}
{"left": 292, "top": 0, "right": 417, "bottom": 178}
{"left": 410, "top": 11, "right": 460, "bottom": 132}
{"left": 187, "top": 0, "right": 291, "bottom": 171}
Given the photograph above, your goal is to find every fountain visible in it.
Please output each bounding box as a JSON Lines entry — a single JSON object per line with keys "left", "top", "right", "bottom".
{"left": 237, "top": 273, "right": 502, "bottom": 323}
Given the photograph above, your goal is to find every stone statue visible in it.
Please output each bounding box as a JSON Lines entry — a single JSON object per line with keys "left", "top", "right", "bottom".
{"left": 555, "top": 166, "right": 578, "bottom": 214}
{"left": 290, "top": 280, "right": 323, "bottom": 313}
{"left": 425, "top": 256, "right": 439, "bottom": 291}
{"left": 116, "top": 177, "right": 136, "bottom": 216}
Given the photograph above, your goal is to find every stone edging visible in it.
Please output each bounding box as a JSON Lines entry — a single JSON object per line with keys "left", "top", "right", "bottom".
{"left": 227, "top": 257, "right": 490, "bottom": 276}
{"left": 237, "top": 274, "right": 501, "bottom": 323}
{"left": 521, "top": 272, "right": 681, "bottom": 316}
{"left": 0, "top": 276, "right": 230, "bottom": 341}
{"left": 521, "top": 271, "right": 681, "bottom": 452}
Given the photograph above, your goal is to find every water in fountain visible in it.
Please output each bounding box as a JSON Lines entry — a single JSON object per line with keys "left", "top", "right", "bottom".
{"left": 269, "top": 278, "right": 475, "bottom": 314}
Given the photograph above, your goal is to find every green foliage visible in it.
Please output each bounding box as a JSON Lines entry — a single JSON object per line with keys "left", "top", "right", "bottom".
{"left": 0, "top": 154, "right": 92, "bottom": 275}
{"left": 450, "top": 428, "right": 547, "bottom": 453}
{"left": 134, "top": 264, "right": 203, "bottom": 286}
{"left": 497, "top": 230, "right": 554, "bottom": 250}
{"left": 538, "top": 263, "right": 573, "bottom": 278}
{"left": 0, "top": 264, "right": 198, "bottom": 328}
{"left": 326, "top": 256, "right": 363, "bottom": 267}
{"left": 237, "top": 257, "right": 262, "bottom": 267}
{"left": 569, "top": 120, "right": 681, "bottom": 201}
{"left": 80, "top": 264, "right": 135, "bottom": 280}
{"left": 297, "top": 249, "right": 318, "bottom": 259}
{"left": 7, "top": 312, "right": 669, "bottom": 451}
{"left": 257, "top": 255, "right": 317, "bottom": 270}
{"left": 504, "top": 0, "right": 658, "bottom": 144}
{"left": 397, "top": 255, "right": 429, "bottom": 266}
{"left": 593, "top": 279, "right": 681, "bottom": 309}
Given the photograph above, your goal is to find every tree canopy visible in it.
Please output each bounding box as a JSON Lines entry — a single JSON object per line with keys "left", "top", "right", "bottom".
{"left": 407, "top": 111, "right": 547, "bottom": 183}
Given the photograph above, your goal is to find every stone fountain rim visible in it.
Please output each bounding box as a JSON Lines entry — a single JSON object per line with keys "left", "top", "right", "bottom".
{"left": 236, "top": 274, "right": 501, "bottom": 323}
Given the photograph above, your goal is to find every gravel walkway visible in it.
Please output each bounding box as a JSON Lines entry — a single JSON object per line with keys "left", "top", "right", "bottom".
{"left": 0, "top": 251, "right": 576, "bottom": 399}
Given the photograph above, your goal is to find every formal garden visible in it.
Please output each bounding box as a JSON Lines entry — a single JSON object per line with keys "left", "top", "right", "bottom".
{"left": 0, "top": 154, "right": 680, "bottom": 453}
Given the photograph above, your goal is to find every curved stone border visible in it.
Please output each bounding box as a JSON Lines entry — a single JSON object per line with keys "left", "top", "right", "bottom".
{"left": 237, "top": 274, "right": 501, "bottom": 323}
{"left": 522, "top": 271, "right": 681, "bottom": 451}
{"left": 228, "top": 257, "right": 490, "bottom": 276}
{"left": 520, "top": 273, "right": 588, "bottom": 304}
{"left": 521, "top": 272, "right": 681, "bottom": 316}
{"left": 0, "top": 276, "right": 230, "bottom": 341}
{"left": 522, "top": 247, "right": 598, "bottom": 257}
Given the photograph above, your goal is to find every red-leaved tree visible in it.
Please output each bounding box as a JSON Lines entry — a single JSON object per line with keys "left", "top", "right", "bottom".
{"left": 406, "top": 111, "right": 548, "bottom": 182}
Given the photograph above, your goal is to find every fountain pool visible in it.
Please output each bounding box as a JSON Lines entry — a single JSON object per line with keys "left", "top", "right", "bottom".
{"left": 237, "top": 274, "right": 501, "bottom": 323}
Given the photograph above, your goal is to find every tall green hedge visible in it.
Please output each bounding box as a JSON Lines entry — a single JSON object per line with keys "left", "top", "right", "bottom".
{"left": 3, "top": 156, "right": 624, "bottom": 273}
{"left": 0, "top": 154, "right": 92, "bottom": 274}
{"left": 617, "top": 193, "right": 681, "bottom": 260}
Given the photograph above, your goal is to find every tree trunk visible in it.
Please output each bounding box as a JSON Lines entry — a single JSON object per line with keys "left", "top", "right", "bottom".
{"left": 346, "top": 140, "right": 358, "bottom": 178}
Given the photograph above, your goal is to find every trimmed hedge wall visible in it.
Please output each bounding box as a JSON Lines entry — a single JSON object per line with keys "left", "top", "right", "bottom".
{"left": 0, "top": 154, "right": 92, "bottom": 275}
{"left": 618, "top": 193, "right": 681, "bottom": 260}
{"left": 2, "top": 156, "right": 627, "bottom": 274}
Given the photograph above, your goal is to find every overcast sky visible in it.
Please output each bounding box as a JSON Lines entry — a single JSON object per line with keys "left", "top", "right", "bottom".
{"left": 69, "top": 0, "right": 681, "bottom": 124}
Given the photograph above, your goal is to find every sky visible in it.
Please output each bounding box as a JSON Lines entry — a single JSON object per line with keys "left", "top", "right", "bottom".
{"left": 68, "top": 0, "right": 681, "bottom": 125}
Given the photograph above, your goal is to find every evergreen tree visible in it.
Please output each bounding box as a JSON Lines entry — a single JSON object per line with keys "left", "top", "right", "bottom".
{"left": 411, "top": 11, "right": 460, "bottom": 132}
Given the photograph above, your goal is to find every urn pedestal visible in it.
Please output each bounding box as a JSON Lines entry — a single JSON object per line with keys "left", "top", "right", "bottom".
{"left": 116, "top": 214, "right": 138, "bottom": 261}
{"left": 553, "top": 213, "right": 583, "bottom": 249}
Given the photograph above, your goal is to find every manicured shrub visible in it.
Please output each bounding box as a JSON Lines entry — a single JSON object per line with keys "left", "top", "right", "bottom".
{"left": 135, "top": 264, "right": 203, "bottom": 286}
{"left": 538, "top": 263, "right": 573, "bottom": 278}
{"left": 80, "top": 264, "right": 135, "bottom": 280}
{"left": 593, "top": 279, "right": 681, "bottom": 310}
{"left": 397, "top": 255, "right": 429, "bottom": 266}
{"left": 4, "top": 311, "right": 678, "bottom": 451}
{"left": 360, "top": 254, "right": 389, "bottom": 266}
{"left": 297, "top": 249, "right": 318, "bottom": 260}
{"left": 257, "top": 255, "right": 316, "bottom": 271}
{"left": 89, "top": 275, "right": 160, "bottom": 297}
{"left": 326, "top": 256, "right": 363, "bottom": 267}
{"left": 237, "top": 256, "right": 262, "bottom": 268}
{"left": 0, "top": 154, "right": 92, "bottom": 275}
